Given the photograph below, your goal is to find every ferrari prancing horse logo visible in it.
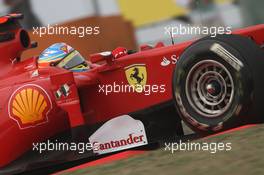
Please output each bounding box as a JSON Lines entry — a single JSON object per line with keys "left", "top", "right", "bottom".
{"left": 8, "top": 84, "right": 52, "bottom": 129}
{"left": 125, "top": 64, "right": 147, "bottom": 92}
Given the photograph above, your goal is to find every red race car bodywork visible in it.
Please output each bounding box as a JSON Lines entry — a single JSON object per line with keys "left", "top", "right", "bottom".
{"left": 1, "top": 14, "right": 264, "bottom": 173}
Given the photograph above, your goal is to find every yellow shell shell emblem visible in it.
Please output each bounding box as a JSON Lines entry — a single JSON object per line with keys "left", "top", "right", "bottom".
{"left": 125, "top": 64, "right": 147, "bottom": 92}
{"left": 9, "top": 85, "right": 52, "bottom": 129}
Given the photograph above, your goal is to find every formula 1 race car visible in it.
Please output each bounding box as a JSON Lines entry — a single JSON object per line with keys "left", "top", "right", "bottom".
{"left": 1, "top": 14, "right": 264, "bottom": 174}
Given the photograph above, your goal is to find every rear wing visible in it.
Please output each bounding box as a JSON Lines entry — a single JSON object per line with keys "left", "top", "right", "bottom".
{"left": 1, "top": 13, "right": 23, "bottom": 19}
{"left": 0, "top": 14, "right": 38, "bottom": 66}
{"left": 0, "top": 14, "right": 24, "bottom": 43}
{"left": 0, "top": 13, "right": 23, "bottom": 25}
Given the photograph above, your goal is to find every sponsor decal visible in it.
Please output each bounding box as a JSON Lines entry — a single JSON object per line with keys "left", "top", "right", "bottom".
{"left": 210, "top": 43, "right": 244, "bottom": 71}
{"left": 125, "top": 64, "right": 147, "bottom": 92}
{"left": 89, "top": 115, "right": 148, "bottom": 154}
{"left": 160, "top": 55, "right": 178, "bottom": 67}
{"left": 8, "top": 84, "right": 52, "bottom": 129}
{"left": 161, "top": 57, "right": 171, "bottom": 66}
{"left": 93, "top": 133, "right": 145, "bottom": 152}
{"left": 31, "top": 70, "right": 39, "bottom": 78}
{"left": 55, "top": 84, "right": 71, "bottom": 99}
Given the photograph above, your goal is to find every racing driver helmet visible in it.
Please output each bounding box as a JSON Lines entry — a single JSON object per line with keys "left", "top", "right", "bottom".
{"left": 38, "top": 43, "right": 90, "bottom": 72}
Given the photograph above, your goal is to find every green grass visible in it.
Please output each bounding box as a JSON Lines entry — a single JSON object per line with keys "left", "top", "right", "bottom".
{"left": 62, "top": 125, "right": 264, "bottom": 175}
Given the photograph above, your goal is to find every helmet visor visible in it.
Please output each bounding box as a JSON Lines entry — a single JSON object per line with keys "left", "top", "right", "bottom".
{"left": 56, "top": 50, "right": 89, "bottom": 71}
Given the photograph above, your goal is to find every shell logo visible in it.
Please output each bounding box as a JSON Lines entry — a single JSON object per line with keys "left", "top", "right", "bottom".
{"left": 8, "top": 84, "right": 52, "bottom": 129}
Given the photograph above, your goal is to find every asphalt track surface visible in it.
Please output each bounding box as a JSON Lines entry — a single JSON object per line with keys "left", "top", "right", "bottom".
{"left": 45, "top": 124, "right": 258, "bottom": 175}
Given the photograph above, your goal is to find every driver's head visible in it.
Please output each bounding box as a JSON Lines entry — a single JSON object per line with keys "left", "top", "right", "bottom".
{"left": 38, "top": 43, "right": 89, "bottom": 72}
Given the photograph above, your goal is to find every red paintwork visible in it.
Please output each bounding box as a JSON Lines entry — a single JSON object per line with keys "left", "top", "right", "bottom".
{"left": 0, "top": 14, "right": 264, "bottom": 168}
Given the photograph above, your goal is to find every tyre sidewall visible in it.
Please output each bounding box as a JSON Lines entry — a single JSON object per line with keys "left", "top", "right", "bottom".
{"left": 173, "top": 39, "right": 252, "bottom": 132}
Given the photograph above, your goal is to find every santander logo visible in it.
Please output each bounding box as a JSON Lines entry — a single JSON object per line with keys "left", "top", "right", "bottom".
{"left": 89, "top": 115, "right": 148, "bottom": 154}
{"left": 93, "top": 133, "right": 145, "bottom": 151}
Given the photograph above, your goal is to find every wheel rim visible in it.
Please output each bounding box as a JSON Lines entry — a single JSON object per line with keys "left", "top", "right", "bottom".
{"left": 185, "top": 60, "right": 234, "bottom": 118}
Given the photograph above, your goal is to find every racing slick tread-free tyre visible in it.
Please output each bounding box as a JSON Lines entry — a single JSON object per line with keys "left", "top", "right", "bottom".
{"left": 172, "top": 34, "right": 262, "bottom": 134}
